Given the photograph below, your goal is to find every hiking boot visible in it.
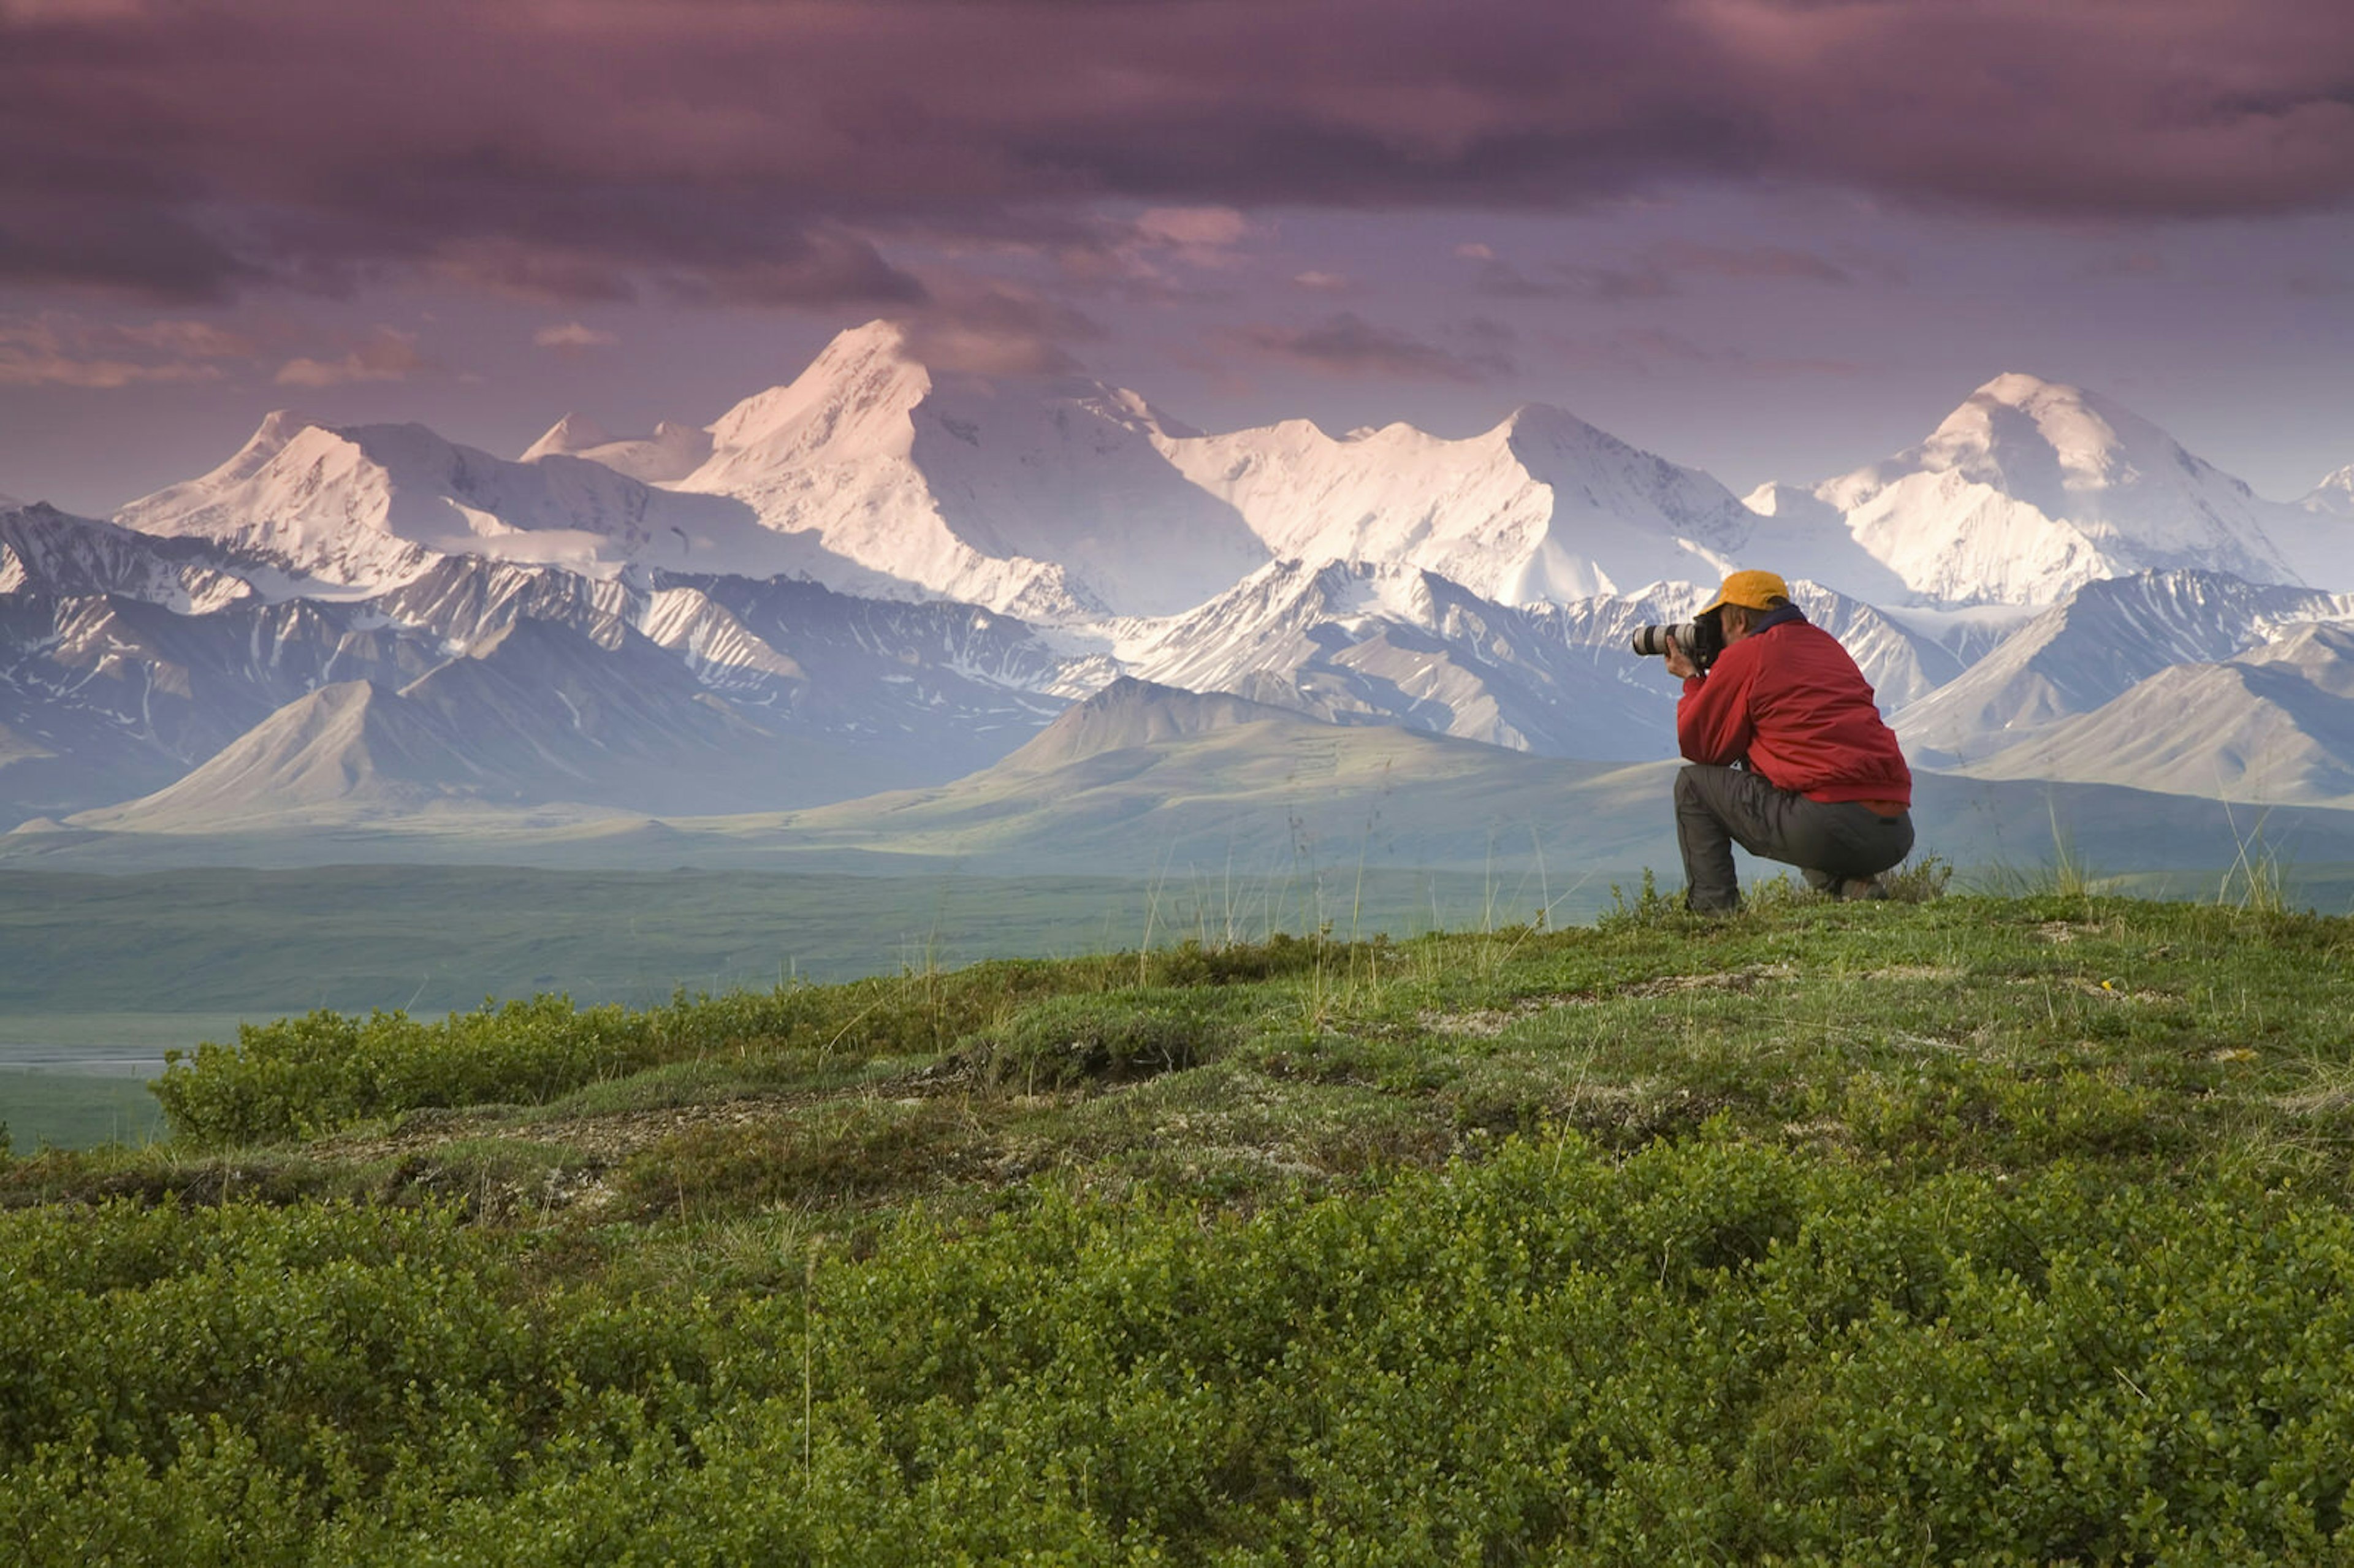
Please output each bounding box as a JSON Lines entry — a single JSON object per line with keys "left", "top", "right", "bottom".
{"left": 1838, "top": 876, "right": 1890, "bottom": 902}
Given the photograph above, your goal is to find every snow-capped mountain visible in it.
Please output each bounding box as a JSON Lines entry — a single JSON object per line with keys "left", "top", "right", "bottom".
{"left": 2, "top": 504, "right": 257, "bottom": 613}
{"left": 1797, "top": 375, "right": 2331, "bottom": 604}
{"left": 629, "top": 573, "right": 1103, "bottom": 744}
{"left": 672, "top": 321, "right": 1271, "bottom": 620}
{"left": 1100, "top": 559, "right": 1680, "bottom": 757}
{"left": 63, "top": 617, "right": 827, "bottom": 831}
{"left": 1891, "top": 569, "right": 2354, "bottom": 766}
{"left": 115, "top": 411, "right": 864, "bottom": 594}
{"left": 2301, "top": 465, "right": 2354, "bottom": 520}
{"left": 1081, "top": 563, "right": 1951, "bottom": 761}
{"left": 1157, "top": 404, "right": 1870, "bottom": 606}
{"left": 1959, "top": 622, "right": 2354, "bottom": 806}
{"left": 0, "top": 528, "right": 1105, "bottom": 829}
{"left": 1737, "top": 483, "right": 1919, "bottom": 604}
{"left": 18, "top": 332, "right": 2354, "bottom": 854}
{"left": 522, "top": 414, "right": 714, "bottom": 484}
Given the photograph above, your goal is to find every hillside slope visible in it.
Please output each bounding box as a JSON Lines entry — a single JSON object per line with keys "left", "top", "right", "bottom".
{"left": 11, "top": 896, "right": 2354, "bottom": 1563}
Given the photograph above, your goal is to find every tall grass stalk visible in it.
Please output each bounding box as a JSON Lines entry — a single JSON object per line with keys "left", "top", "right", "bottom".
{"left": 2217, "top": 798, "right": 2292, "bottom": 915}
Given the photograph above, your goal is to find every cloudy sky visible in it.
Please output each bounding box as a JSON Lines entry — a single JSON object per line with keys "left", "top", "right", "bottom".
{"left": 4, "top": 0, "right": 2352, "bottom": 516}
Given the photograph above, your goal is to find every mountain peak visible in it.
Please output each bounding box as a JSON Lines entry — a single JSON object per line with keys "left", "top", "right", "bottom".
{"left": 2302, "top": 465, "right": 2354, "bottom": 519}
{"left": 1808, "top": 373, "right": 2303, "bottom": 604}
{"left": 1501, "top": 402, "right": 1604, "bottom": 441}
{"left": 520, "top": 413, "right": 614, "bottom": 462}
{"left": 699, "top": 319, "right": 926, "bottom": 462}
{"left": 523, "top": 414, "right": 714, "bottom": 483}
{"left": 1927, "top": 373, "right": 2125, "bottom": 476}
{"left": 1968, "top": 371, "right": 2081, "bottom": 409}
{"left": 252, "top": 408, "right": 319, "bottom": 445}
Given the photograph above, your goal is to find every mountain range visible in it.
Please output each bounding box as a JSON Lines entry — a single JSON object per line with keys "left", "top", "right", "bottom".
{"left": 5, "top": 319, "right": 2353, "bottom": 877}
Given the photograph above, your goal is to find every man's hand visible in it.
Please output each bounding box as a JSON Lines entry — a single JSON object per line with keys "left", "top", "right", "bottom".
{"left": 1664, "top": 632, "right": 1698, "bottom": 680}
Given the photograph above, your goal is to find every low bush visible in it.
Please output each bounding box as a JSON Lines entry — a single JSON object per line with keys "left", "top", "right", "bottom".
{"left": 150, "top": 959, "right": 1097, "bottom": 1147}
{"left": 9, "top": 1137, "right": 2354, "bottom": 1562}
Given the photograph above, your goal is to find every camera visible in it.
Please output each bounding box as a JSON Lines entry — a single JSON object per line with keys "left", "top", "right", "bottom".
{"left": 1630, "top": 612, "right": 1723, "bottom": 671}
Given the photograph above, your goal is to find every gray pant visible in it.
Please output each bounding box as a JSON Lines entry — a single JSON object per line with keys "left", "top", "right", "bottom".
{"left": 1674, "top": 764, "right": 1914, "bottom": 911}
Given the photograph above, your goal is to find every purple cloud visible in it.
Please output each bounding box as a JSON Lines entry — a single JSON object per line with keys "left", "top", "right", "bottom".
{"left": 1465, "top": 239, "right": 1855, "bottom": 301}
{"left": 1225, "top": 313, "right": 1506, "bottom": 383}
{"left": 898, "top": 283, "right": 1105, "bottom": 375}
{"left": 1, "top": 0, "right": 2348, "bottom": 303}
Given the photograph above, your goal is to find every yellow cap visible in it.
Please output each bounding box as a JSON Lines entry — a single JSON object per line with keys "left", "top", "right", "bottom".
{"left": 1702, "top": 569, "right": 1790, "bottom": 614}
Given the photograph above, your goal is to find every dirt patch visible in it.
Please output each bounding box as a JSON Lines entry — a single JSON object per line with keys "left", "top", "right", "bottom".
{"left": 322, "top": 1097, "right": 802, "bottom": 1167}
{"left": 1866, "top": 964, "right": 1965, "bottom": 982}
{"left": 2035, "top": 921, "right": 2111, "bottom": 944}
{"left": 1616, "top": 962, "right": 1797, "bottom": 999}
{"left": 1422, "top": 965, "right": 1796, "bottom": 1037}
{"left": 322, "top": 1063, "right": 977, "bottom": 1168}
{"left": 1421, "top": 994, "right": 1595, "bottom": 1037}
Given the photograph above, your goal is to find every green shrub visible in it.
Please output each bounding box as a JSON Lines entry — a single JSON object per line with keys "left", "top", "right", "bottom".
{"left": 150, "top": 961, "right": 1098, "bottom": 1147}
{"left": 12, "top": 1138, "right": 2354, "bottom": 1562}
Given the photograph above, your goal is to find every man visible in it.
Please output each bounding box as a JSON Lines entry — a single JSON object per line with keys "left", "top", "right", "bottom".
{"left": 1664, "top": 569, "right": 1913, "bottom": 912}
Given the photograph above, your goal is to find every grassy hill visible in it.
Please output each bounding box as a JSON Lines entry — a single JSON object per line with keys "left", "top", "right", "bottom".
{"left": 9, "top": 888, "right": 2354, "bottom": 1561}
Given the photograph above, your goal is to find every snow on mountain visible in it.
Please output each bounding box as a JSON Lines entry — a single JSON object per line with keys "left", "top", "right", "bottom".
{"left": 1, "top": 504, "right": 258, "bottom": 612}
{"left": 2269, "top": 465, "right": 2354, "bottom": 587}
{"left": 628, "top": 573, "right": 1099, "bottom": 779}
{"left": 523, "top": 415, "right": 714, "bottom": 484}
{"left": 60, "top": 615, "right": 904, "bottom": 831}
{"left": 1082, "top": 561, "right": 1946, "bottom": 761}
{"left": 0, "top": 580, "right": 460, "bottom": 829}
{"left": 1737, "top": 482, "right": 1918, "bottom": 604}
{"left": 1777, "top": 584, "right": 1977, "bottom": 709}
{"left": 674, "top": 321, "right": 1270, "bottom": 620}
{"left": 1959, "top": 622, "right": 2354, "bottom": 805}
{"left": 1159, "top": 406, "right": 1749, "bottom": 606}
{"left": 1891, "top": 569, "right": 2354, "bottom": 767}
{"left": 0, "top": 539, "right": 1109, "bottom": 827}
{"left": 1804, "top": 374, "right": 2317, "bottom": 605}
{"left": 40, "top": 337, "right": 2354, "bottom": 839}
{"left": 306, "top": 557, "right": 1098, "bottom": 782}
{"left": 1529, "top": 577, "right": 1962, "bottom": 712}
{"left": 2303, "top": 465, "right": 2354, "bottom": 519}
{"left": 1099, "top": 558, "right": 1678, "bottom": 757}
{"left": 115, "top": 411, "right": 865, "bottom": 595}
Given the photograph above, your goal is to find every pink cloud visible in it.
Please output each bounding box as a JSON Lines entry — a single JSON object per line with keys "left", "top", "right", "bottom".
{"left": 1292, "top": 270, "right": 1358, "bottom": 294}
{"left": 533, "top": 321, "right": 619, "bottom": 352}
{"left": 275, "top": 326, "right": 429, "bottom": 387}
{"left": 0, "top": 313, "right": 254, "bottom": 387}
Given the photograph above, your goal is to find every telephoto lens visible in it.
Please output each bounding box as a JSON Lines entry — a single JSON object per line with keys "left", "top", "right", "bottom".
{"left": 1629, "top": 622, "right": 1694, "bottom": 657}
{"left": 1629, "top": 614, "right": 1724, "bottom": 669}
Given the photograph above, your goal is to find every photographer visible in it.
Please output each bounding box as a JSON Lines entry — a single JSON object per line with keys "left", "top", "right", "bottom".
{"left": 1663, "top": 570, "right": 1913, "bottom": 913}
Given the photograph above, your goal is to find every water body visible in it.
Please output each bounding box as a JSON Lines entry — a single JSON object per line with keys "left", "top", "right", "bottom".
{"left": 0, "top": 1016, "right": 248, "bottom": 1152}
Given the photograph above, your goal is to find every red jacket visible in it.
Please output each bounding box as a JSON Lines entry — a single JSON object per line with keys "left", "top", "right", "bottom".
{"left": 1678, "top": 612, "right": 1911, "bottom": 806}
